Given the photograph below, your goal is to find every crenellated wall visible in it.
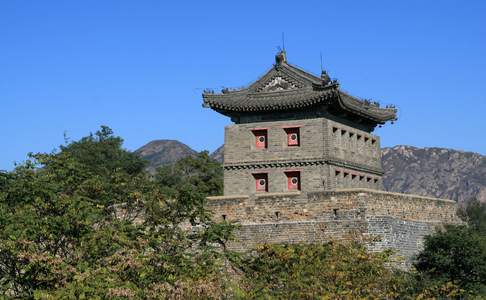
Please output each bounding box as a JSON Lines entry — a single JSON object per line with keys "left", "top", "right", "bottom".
{"left": 206, "top": 189, "right": 460, "bottom": 261}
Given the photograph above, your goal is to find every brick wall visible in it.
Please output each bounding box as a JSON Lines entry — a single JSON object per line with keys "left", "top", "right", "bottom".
{"left": 224, "top": 118, "right": 325, "bottom": 164}
{"left": 223, "top": 117, "right": 384, "bottom": 195}
{"left": 206, "top": 189, "right": 460, "bottom": 261}
{"left": 326, "top": 120, "right": 382, "bottom": 170}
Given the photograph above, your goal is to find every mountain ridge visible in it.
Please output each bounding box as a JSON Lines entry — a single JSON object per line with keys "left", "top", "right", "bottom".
{"left": 382, "top": 145, "right": 486, "bottom": 204}
{"left": 134, "top": 140, "right": 197, "bottom": 173}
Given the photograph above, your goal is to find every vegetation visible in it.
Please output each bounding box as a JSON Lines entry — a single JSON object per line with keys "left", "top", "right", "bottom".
{"left": 414, "top": 199, "right": 486, "bottom": 297}
{"left": 0, "top": 127, "right": 233, "bottom": 299}
{"left": 1, "top": 126, "right": 485, "bottom": 299}
{"left": 237, "top": 242, "right": 413, "bottom": 299}
{"left": 155, "top": 150, "right": 223, "bottom": 206}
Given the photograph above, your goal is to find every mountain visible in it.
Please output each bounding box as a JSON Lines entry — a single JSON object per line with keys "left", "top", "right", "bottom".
{"left": 137, "top": 141, "right": 486, "bottom": 203}
{"left": 382, "top": 145, "right": 486, "bottom": 204}
{"left": 135, "top": 140, "right": 197, "bottom": 173}
{"left": 210, "top": 145, "right": 224, "bottom": 163}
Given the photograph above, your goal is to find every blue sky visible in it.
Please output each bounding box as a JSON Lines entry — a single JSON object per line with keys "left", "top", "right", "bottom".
{"left": 1, "top": 1, "right": 485, "bottom": 170}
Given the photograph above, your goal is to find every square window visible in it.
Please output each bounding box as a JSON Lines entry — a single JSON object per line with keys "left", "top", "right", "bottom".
{"left": 252, "top": 129, "right": 267, "bottom": 149}
{"left": 285, "top": 171, "right": 301, "bottom": 191}
{"left": 285, "top": 127, "right": 300, "bottom": 146}
{"left": 253, "top": 173, "right": 268, "bottom": 192}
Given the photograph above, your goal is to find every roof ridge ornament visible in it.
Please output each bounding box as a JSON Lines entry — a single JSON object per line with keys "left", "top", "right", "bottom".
{"left": 321, "top": 69, "right": 331, "bottom": 85}
{"left": 275, "top": 50, "right": 287, "bottom": 65}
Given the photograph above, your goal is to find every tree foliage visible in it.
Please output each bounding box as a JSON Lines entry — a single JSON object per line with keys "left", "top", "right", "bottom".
{"left": 414, "top": 199, "right": 486, "bottom": 297}
{"left": 0, "top": 127, "right": 233, "bottom": 299}
{"left": 155, "top": 151, "right": 223, "bottom": 197}
{"left": 235, "top": 242, "right": 414, "bottom": 299}
{"left": 458, "top": 198, "right": 486, "bottom": 234}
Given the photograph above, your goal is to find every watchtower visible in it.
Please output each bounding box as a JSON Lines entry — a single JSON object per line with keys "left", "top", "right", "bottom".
{"left": 203, "top": 51, "right": 397, "bottom": 196}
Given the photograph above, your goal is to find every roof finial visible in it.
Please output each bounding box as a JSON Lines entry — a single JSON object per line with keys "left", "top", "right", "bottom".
{"left": 282, "top": 32, "right": 285, "bottom": 51}
{"left": 275, "top": 33, "right": 287, "bottom": 65}
{"left": 318, "top": 51, "right": 331, "bottom": 85}
{"left": 275, "top": 50, "right": 286, "bottom": 64}
{"left": 320, "top": 52, "right": 323, "bottom": 72}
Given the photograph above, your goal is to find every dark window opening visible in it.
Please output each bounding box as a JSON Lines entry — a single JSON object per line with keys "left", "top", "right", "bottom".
{"left": 252, "top": 129, "right": 268, "bottom": 149}
{"left": 285, "top": 171, "right": 301, "bottom": 191}
{"left": 285, "top": 127, "right": 300, "bottom": 146}
{"left": 335, "top": 170, "right": 341, "bottom": 176}
{"left": 222, "top": 214, "right": 227, "bottom": 221}
{"left": 253, "top": 173, "right": 268, "bottom": 192}
{"left": 333, "top": 209, "right": 339, "bottom": 218}
{"left": 332, "top": 127, "right": 338, "bottom": 133}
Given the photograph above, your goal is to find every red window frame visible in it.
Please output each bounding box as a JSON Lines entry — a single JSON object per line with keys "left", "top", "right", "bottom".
{"left": 284, "top": 127, "right": 300, "bottom": 146}
{"left": 253, "top": 173, "right": 268, "bottom": 192}
{"left": 252, "top": 129, "right": 268, "bottom": 149}
{"left": 285, "top": 171, "right": 301, "bottom": 191}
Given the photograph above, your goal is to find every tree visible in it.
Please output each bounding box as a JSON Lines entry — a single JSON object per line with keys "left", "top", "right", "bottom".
{"left": 156, "top": 151, "right": 223, "bottom": 197}
{"left": 236, "top": 242, "right": 414, "bottom": 299}
{"left": 414, "top": 199, "right": 486, "bottom": 297}
{"left": 154, "top": 152, "right": 223, "bottom": 226}
{"left": 0, "top": 127, "right": 233, "bottom": 299}
{"left": 458, "top": 198, "right": 486, "bottom": 234}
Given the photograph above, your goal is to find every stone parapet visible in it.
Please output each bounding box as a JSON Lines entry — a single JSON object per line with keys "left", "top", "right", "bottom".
{"left": 206, "top": 189, "right": 460, "bottom": 261}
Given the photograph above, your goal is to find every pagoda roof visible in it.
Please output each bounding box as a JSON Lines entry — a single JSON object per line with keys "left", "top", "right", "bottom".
{"left": 202, "top": 51, "right": 397, "bottom": 124}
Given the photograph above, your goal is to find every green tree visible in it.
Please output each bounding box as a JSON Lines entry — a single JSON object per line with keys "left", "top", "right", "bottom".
{"left": 458, "top": 198, "right": 486, "bottom": 234}
{"left": 0, "top": 127, "right": 233, "bottom": 299}
{"left": 414, "top": 199, "right": 486, "bottom": 297}
{"left": 156, "top": 151, "right": 223, "bottom": 197}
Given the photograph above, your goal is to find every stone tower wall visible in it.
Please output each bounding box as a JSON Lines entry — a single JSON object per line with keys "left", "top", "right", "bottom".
{"left": 224, "top": 118, "right": 326, "bottom": 164}
{"left": 325, "top": 119, "right": 382, "bottom": 172}
{"left": 223, "top": 117, "right": 384, "bottom": 195}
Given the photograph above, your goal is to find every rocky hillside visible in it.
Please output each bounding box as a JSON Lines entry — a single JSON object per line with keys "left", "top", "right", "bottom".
{"left": 210, "top": 145, "right": 224, "bottom": 163}
{"left": 382, "top": 146, "right": 486, "bottom": 204}
{"left": 135, "top": 140, "right": 196, "bottom": 173}
{"left": 137, "top": 141, "right": 486, "bottom": 203}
